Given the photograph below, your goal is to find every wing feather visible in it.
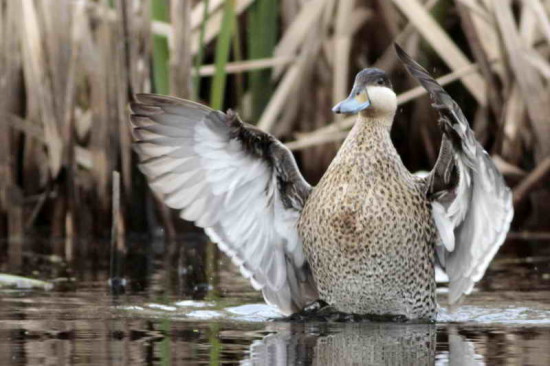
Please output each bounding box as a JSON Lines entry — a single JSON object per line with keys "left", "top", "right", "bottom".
{"left": 129, "top": 93, "right": 318, "bottom": 314}
{"left": 396, "top": 44, "right": 513, "bottom": 304}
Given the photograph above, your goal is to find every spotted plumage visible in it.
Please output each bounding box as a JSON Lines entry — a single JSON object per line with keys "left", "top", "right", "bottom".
{"left": 298, "top": 120, "right": 437, "bottom": 319}
{"left": 128, "top": 45, "right": 513, "bottom": 321}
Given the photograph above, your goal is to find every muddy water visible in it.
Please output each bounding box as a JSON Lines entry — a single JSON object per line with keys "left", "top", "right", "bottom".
{"left": 0, "top": 239, "right": 549, "bottom": 365}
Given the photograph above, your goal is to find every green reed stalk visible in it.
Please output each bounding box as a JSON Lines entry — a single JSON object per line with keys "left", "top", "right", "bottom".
{"left": 247, "top": 0, "right": 277, "bottom": 121}
{"left": 193, "top": 0, "right": 210, "bottom": 99}
{"left": 210, "top": 0, "right": 236, "bottom": 110}
{"left": 152, "top": 0, "right": 170, "bottom": 95}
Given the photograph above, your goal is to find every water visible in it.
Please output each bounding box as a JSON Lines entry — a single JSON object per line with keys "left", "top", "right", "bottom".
{"left": 0, "top": 239, "right": 549, "bottom": 365}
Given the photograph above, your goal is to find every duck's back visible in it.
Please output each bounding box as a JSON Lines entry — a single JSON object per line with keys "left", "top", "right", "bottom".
{"left": 297, "top": 120, "right": 437, "bottom": 320}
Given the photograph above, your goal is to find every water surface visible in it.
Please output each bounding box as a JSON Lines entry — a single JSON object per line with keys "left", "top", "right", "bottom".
{"left": 0, "top": 238, "right": 549, "bottom": 365}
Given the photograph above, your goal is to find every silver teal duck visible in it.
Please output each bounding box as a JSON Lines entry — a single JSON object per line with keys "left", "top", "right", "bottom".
{"left": 129, "top": 45, "right": 513, "bottom": 321}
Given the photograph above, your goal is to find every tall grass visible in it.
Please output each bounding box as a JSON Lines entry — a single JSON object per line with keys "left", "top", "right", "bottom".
{"left": 152, "top": 0, "right": 170, "bottom": 95}
{"left": 247, "top": 0, "right": 278, "bottom": 120}
{"left": 0, "top": 0, "right": 549, "bottom": 270}
{"left": 193, "top": 0, "right": 210, "bottom": 98}
{"left": 210, "top": 0, "right": 236, "bottom": 110}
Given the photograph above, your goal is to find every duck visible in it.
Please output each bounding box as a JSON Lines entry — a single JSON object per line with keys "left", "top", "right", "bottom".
{"left": 128, "top": 44, "right": 513, "bottom": 321}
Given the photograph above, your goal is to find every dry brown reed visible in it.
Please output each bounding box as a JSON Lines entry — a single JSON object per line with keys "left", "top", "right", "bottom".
{"left": 0, "top": 0, "right": 549, "bottom": 267}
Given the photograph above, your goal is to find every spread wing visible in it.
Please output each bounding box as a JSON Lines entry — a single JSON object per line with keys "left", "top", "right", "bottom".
{"left": 396, "top": 44, "right": 513, "bottom": 304}
{"left": 129, "top": 94, "right": 318, "bottom": 314}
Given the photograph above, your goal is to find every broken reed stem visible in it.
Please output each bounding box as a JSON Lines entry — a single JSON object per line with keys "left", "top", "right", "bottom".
{"left": 513, "top": 158, "right": 550, "bottom": 207}
{"left": 507, "top": 232, "right": 550, "bottom": 241}
{"left": 110, "top": 170, "right": 120, "bottom": 267}
{"left": 196, "top": 56, "right": 294, "bottom": 76}
{"left": 109, "top": 170, "right": 125, "bottom": 292}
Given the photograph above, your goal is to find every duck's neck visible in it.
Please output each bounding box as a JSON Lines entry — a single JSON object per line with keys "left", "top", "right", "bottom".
{"left": 339, "top": 114, "right": 395, "bottom": 155}
{"left": 333, "top": 114, "right": 408, "bottom": 175}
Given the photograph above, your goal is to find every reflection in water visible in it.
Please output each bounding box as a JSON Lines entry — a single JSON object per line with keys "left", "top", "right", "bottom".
{"left": 246, "top": 323, "right": 436, "bottom": 365}
{"left": 244, "top": 323, "right": 483, "bottom": 366}
{"left": 2, "top": 289, "right": 550, "bottom": 365}
{"left": 446, "top": 327, "right": 485, "bottom": 366}
{"left": 0, "top": 238, "right": 549, "bottom": 365}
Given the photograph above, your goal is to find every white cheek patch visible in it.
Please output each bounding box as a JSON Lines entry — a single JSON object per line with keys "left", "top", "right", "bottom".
{"left": 366, "top": 86, "right": 397, "bottom": 113}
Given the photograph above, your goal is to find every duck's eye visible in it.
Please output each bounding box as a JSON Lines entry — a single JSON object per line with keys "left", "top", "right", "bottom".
{"left": 376, "top": 78, "right": 385, "bottom": 86}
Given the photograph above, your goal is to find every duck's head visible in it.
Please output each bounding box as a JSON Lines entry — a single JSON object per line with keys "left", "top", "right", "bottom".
{"left": 332, "top": 68, "right": 396, "bottom": 118}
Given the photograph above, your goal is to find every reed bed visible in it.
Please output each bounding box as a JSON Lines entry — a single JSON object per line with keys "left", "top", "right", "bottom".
{"left": 0, "top": 0, "right": 549, "bottom": 269}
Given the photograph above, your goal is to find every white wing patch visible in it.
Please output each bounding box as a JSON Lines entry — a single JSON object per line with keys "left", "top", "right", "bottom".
{"left": 130, "top": 95, "right": 317, "bottom": 314}
{"left": 431, "top": 201, "right": 455, "bottom": 252}
{"left": 432, "top": 147, "right": 513, "bottom": 304}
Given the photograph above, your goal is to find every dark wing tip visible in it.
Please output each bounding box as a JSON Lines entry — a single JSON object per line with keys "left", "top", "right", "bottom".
{"left": 394, "top": 43, "right": 429, "bottom": 76}
{"left": 394, "top": 43, "right": 447, "bottom": 101}
{"left": 394, "top": 43, "right": 411, "bottom": 64}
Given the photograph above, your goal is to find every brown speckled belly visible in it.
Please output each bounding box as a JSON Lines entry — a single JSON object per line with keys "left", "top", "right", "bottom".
{"left": 297, "top": 123, "right": 437, "bottom": 320}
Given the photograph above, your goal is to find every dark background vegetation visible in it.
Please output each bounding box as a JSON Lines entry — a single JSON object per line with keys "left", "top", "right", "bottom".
{"left": 0, "top": 0, "right": 549, "bottom": 277}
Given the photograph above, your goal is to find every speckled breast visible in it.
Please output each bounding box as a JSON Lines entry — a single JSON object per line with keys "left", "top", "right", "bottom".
{"left": 297, "top": 140, "right": 437, "bottom": 320}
